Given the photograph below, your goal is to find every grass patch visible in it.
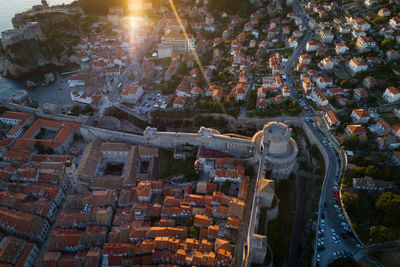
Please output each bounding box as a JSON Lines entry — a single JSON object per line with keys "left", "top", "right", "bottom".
{"left": 267, "top": 174, "right": 297, "bottom": 266}
{"left": 159, "top": 150, "right": 198, "bottom": 181}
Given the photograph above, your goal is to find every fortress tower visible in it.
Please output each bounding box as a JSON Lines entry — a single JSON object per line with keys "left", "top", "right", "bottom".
{"left": 261, "top": 122, "right": 298, "bottom": 179}
{"left": 1, "top": 22, "right": 43, "bottom": 48}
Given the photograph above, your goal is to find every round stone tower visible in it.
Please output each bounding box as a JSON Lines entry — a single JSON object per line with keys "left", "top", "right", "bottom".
{"left": 261, "top": 122, "right": 298, "bottom": 180}
{"left": 262, "top": 122, "right": 292, "bottom": 156}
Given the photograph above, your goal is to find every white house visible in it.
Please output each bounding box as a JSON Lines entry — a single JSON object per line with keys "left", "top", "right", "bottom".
{"left": 351, "top": 109, "right": 371, "bottom": 124}
{"left": 389, "top": 16, "right": 400, "bottom": 30}
{"left": 348, "top": 57, "right": 368, "bottom": 73}
{"left": 311, "top": 88, "right": 328, "bottom": 106}
{"left": 306, "top": 40, "right": 319, "bottom": 52}
{"left": 288, "top": 36, "right": 298, "bottom": 48}
{"left": 335, "top": 42, "right": 349, "bottom": 54}
{"left": 319, "top": 56, "right": 335, "bottom": 70}
{"left": 299, "top": 54, "right": 311, "bottom": 65}
{"left": 356, "top": 36, "right": 376, "bottom": 51}
{"left": 383, "top": 87, "right": 400, "bottom": 103}
{"left": 378, "top": 8, "right": 391, "bottom": 17}
{"left": 315, "top": 76, "right": 333, "bottom": 89}
{"left": 319, "top": 30, "right": 334, "bottom": 43}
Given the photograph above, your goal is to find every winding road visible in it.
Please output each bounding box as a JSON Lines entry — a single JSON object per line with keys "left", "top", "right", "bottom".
{"left": 281, "top": 1, "right": 378, "bottom": 266}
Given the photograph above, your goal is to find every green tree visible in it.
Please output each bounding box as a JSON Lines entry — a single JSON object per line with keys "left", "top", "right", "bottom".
{"left": 375, "top": 192, "right": 400, "bottom": 225}
{"left": 186, "top": 216, "right": 194, "bottom": 227}
{"left": 381, "top": 39, "right": 392, "bottom": 50}
{"left": 189, "top": 225, "right": 200, "bottom": 238}
{"left": 372, "top": 16, "right": 387, "bottom": 24}
{"left": 369, "top": 225, "right": 396, "bottom": 243}
{"left": 346, "top": 100, "right": 357, "bottom": 109}
{"left": 219, "top": 181, "right": 232, "bottom": 194}
{"left": 342, "top": 192, "right": 359, "bottom": 215}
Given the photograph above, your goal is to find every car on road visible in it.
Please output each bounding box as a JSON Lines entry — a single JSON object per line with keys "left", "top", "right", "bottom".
{"left": 304, "top": 107, "right": 309, "bottom": 111}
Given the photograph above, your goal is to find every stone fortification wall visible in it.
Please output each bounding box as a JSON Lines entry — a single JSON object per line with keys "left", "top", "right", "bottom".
{"left": 81, "top": 125, "right": 254, "bottom": 157}
{"left": 1, "top": 22, "right": 43, "bottom": 48}
{"left": 2, "top": 102, "right": 89, "bottom": 124}
{"left": 80, "top": 125, "right": 146, "bottom": 144}
{"left": 302, "top": 122, "right": 329, "bottom": 168}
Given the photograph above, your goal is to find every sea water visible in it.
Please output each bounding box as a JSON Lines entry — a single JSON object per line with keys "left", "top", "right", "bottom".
{"left": 0, "top": 0, "right": 75, "bottom": 103}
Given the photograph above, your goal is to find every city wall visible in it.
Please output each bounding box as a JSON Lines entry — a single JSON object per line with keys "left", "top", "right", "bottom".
{"left": 2, "top": 102, "right": 89, "bottom": 124}
{"left": 80, "top": 125, "right": 254, "bottom": 157}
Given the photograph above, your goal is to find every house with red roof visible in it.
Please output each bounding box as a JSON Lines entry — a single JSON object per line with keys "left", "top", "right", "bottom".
{"left": 345, "top": 125, "right": 367, "bottom": 136}
{"left": 369, "top": 119, "right": 391, "bottom": 136}
{"left": 306, "top": 40, "right": 319, "bottom": 52}
{"left": 311, "top": 88, "right": 328, "bottom": 106}
{"left": 351, "top": 109, "right": 371, "bottom": 124}
{"left": 173, "top": 96, "right": 187, "bottom": 108}
{"left": 383, "top": 87, "right": 400, "bottom": 103}
{"left": 194, "top": 214, "right": 212, "bottom": 228}
{"left": 256, "top": 98, "right": 268, "bottom": 109}
{"left": 323, "top": 110, "right": 340, "bottom": 129}
{"left": 335, "top": 42, "right": 349, "bottom": 54}
{"left": 121, "top": 85, "right": 144, "bottom": 103}
{"left": 348, "top": 57, "right": 368, "bottom": 73}
{"left": 0, "top": 111, "right": 34, "bottom": 139}
{"left": 389, "top": 16, "right": 400, "bottom": 30}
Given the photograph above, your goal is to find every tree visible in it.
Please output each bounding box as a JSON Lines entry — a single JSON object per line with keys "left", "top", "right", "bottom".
{"left": 381, "top": 39, "right": 392, "bottom": 50}
{"left": 346, "top": 100, "right": 357, "bottom": 109}
{"left": 375, "top": 192, "right": 400, "bottom": 225}
{"left": 189, "top": 225, "right": 200, "bottom": 238}
{"left": 219, "top": 181, "right": 232, "bottom": 194}
{"left": 342, "top": 192, "right": 359, "bottom": 215}
{"left": 186, "top": 216, "right": 194, "bottom": 227}
{"left": 372, "top": 16, "right": 387, "bottom": 25}
{"left": 369, "top": 225, "right": 396, "bottom": 243}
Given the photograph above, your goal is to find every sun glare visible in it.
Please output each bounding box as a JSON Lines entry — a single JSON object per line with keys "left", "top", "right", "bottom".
{"left": 128, "top": 0, "right": 144, "bottom": 12}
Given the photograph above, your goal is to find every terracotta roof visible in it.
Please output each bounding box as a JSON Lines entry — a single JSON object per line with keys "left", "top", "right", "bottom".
{"left": 227, "top": 216, "right": 240, "bottom": 229}
{"left": 326, "top": 110, "right": 339, "bottom": 123}
{"left": 346, "top": 124, "right": 367, "bottom": 134}
{"left": 352, "top": 109, "right": 370, "bottom": 118}
{"left": 386, "top": 86, "right": 400, "bottom": 96}
{"left": 0, "top": 111, "right": 32, "bottom": 122}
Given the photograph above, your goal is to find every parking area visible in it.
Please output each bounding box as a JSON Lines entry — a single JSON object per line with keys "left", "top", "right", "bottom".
{"left": 119, "top": 92, "right": 161, "bottom": 118}
{"left": 316, "top": 173, "right": 364, "bottom": 266}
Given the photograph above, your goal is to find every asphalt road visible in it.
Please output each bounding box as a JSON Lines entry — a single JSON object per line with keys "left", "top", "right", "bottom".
{"left": 283, "top": 2, "right": 378, "bottom": 266}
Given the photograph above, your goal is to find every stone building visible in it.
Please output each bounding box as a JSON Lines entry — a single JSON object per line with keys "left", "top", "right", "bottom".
{"left": 261, "top": 122, "right": 298, "bottom": 179}
{"left": 1, "top": 22, "right": 43, "bottom": 48}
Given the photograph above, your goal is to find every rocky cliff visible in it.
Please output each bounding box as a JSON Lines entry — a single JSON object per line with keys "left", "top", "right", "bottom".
{"left": 0, "top": 39, "right": 71, "bottom": 78}
{"left": 0, "top": 9, "right": 83, "bottom": 79}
